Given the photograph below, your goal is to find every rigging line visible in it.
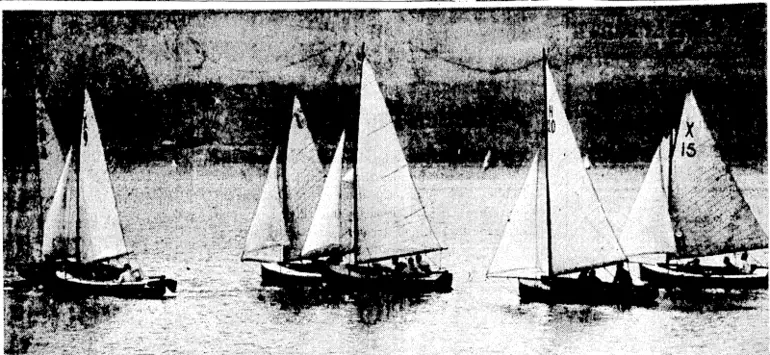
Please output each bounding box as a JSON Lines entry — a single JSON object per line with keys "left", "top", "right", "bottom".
{"left": 414, "top": 47, "right": 543, "bottom": 75}
{"left": 207, "top": 43, "right": 339, "bottom": 75}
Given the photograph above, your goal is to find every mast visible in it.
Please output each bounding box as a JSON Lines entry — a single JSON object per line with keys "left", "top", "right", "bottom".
{"left": 543, "top": 49, "right": 553, "bottom": 277}
{"left": 352, "top": 42, "right": 365, "bottom": 264}
{"left": 280, "top": 104, "right": 293, "bottom": 262}
{"left": 667, "top": 125, "right": 676, "bottom": 262}
{"left": 75, "top": 105, "right": 83, "bottom": 264}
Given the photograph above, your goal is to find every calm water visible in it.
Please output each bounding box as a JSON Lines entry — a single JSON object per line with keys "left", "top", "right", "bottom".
{"left": 5, "top": 164, "right": 768, "bottom": 354}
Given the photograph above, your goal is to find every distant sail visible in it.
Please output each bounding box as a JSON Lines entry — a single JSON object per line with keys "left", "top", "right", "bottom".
{"left": 301, "top": 132, "right": 349, "bottom": 258}
{"left": 487, "top": 152, "right": 548, "bottom": 279}
{"left": 483, "top": 150, "right": 492, "bottom": 171}
{"left": 42, "top": 148, "right": 77, "bottom": 259}
{"left": 355, "top": 59, "right": 443, "bottom": 263}
{"left": 78, "top": 91, "right": 130, "bottom": 263}
{"left": 617, "top": 135, "right": 677, "bottom": 258}
{"left": 36, "top": 89, "right": 64, "bottom": 206}
{"left": 242, "top": 151, "right": 287, "bottom": 262}
{"left": 545, "top": 64, "right": 626, "bottom": 275}
{"left": 284, "top": 97, "right": 325, "bottom": 259}
{"left": 669, "top": 93, "right": 767, "bottom": 257}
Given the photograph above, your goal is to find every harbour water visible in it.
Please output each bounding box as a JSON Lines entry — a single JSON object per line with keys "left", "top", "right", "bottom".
{"left": 4, "top": 164, "right": 768, "bottom": 354}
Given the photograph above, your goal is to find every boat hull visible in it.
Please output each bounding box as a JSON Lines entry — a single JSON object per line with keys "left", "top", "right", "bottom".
{"left": 639, "top": 263, "right": 769, "bottom": 290}
{"left": 52, "top": 271, "right": 177, "bottom": 299}
{"left": 323, "top": 264, "right": 453, "bottom": 294}
{"left": 518, "top": 278, "right": 660, "bottom": 307}
{"left": 260, "top": 262, "right": 325, "bottom": 288}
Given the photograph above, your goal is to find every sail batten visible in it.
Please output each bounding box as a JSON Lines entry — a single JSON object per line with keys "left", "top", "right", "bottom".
{"left": 77, "top": 91, "right": 130, "bottom": 263}
{"left": 355, "top": 58, "right": 442, "bottom": 263}
{"left": 669, "top": 93, "right": 767, "bottom": 257}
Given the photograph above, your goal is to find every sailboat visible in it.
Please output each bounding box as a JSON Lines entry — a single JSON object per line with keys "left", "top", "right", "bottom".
{"left": 321, "top": 52, "right": 453, "bottom": 294}
{"left": 43, "top": 90, "right": 177, "bottom": 299}
{"left": 621, "top": 92, "right": 768, "bottom": 290}
{"left": 241, "top": 97, "right": 330, "bottom": 287}
{"left": 486, "top": 53, "right": 658, "bottom": 307}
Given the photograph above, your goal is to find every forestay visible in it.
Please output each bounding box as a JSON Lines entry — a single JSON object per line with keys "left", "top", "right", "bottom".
{"left": 301, "top": 132, "right": 350, "bottom": 258}
{"left": 617, "top": 135, "right": 677, "bottom": 258}
{"left": 284, "top": 97, "right": 325, "bottom": 259}
{"left": 487, "top": 153, "right": 548, "bottom": 279}
{"left": 355, "top": 59, "right": 444, "bottom": 263}
{"left": 242, "top": 151, "right": 287, "bottom": 262}
{"left": 669, "top": 93, "right": 768, "bottom": 257}
{"left": 77, "top": 91, "right": 131, "bottom": 263}
{"left": 544, "top": 64, "right": 626, "bottom": 275}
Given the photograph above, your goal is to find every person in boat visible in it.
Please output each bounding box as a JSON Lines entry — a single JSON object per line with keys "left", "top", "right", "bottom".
{"left": 684, "top": 258, "right": 704, "bottom": 274}
{"left": 723, "top": 256, "right": 739, "bottom": 274}
{"left": 406, "top": 257, "right": 421, "bottom": 276}
{"left": 415, "top": 254, "right": 432, "bottom": 274}
{"left": 579, "top": 269, "right": 601, "bottom": 284}
{"left": 736, "top": 252, "right": 754, "bottom": 274}
{"left": 613, "top": 262, "right": 632, "bottom": 285}
{"left": 392, "top": 257, "right": 407, "bottom": 276}
{"left": 117, "top": 263, "right": 145, "bottom": 283}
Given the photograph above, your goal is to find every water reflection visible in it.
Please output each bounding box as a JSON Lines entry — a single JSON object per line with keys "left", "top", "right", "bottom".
{"left": 4, "top": 290, "right": 119, "bottom": 354}
{"left": 658, "top": 289, "right": 766, "bottom": 312}
{"left": 252, "top": 286, "right": 429, "bottom": 325}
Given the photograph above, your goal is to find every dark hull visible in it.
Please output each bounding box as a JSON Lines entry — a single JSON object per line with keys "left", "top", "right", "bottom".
{"left": 52, "top": 271, "right": 177, "bottom": 299}
{"left": 518, "top": 278, "right": 660, "bottom": 307}
{"left": 323, "top": 264, "right": 453, "bottom": 294}
{"left": 260, "top": 262, "right": 325, "bottom": 287}
{"left": 639, "top": 263, "right": 769, "bottom": 290}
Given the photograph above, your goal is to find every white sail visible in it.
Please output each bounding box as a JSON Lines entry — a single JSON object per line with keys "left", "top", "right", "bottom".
{"left": 284, "top": 97, "right": 325, "bottom": 259}
{"left": 42, "top": 148, "right": 77, "bottom": 259}
{"left": 618, "top": 135, "right": 677, "bottom": 257}
{"left": 77, "top": 90, "right": 130, "bottom": 263}
{"left": 356, "top": 59, "right": 443, "bottom": 263}
{"left": 544, "top": 64, "right": 626, "bottom": 275}
{"left": 37, "top": 89, "right": 64, "bottom": 205}
{"left": 487, "top": 153, "right": 548, "bottom": 278}
{"left": 670, "top": 92, "right": 768, "bottom": 257}
{"left": 301, "top": 132, "right": 348, "bottom": 258}
{"left": 242, "top": 150, "right": 288, "bottom": 262}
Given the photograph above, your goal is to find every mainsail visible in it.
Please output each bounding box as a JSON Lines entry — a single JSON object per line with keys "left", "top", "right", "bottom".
{"left": 617, "top": 135, "right": 676, "bottom": 258}
{"left": 669, "top": 93, "right": 767, "bottom": 257}
{"left": 284, "top": 97, "right": 325, "bottom": 258}
{"left": 78, "top": 91, "right": 130, "bottom": 263}
{"left": 242, "top": 97, "right": 325, "bottom": 262}
{"left": 37, "top": 89, "right": 64, "bottom": 206}
{"left": 355, "top": 59, "right": 444, "bottom": 263}
{"left": 488, "top": 63, "right": 626, "bottom": 278}
{"left": 300, "top": 132, "right": 349, "bottom": 258}
{"left": 42, "top": 149, "right": 77, "bottom": 259}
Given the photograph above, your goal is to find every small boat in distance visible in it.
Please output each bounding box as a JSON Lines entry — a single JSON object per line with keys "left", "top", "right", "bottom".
{"left": 241, "top": 97, "right": 328, "bottom": 287}
{"left": 486, "top": 51, "right": 658, "bottom": 307}
{"left": 620, "top": 93, "right": 768, "bottom": 290}
{"left": 42, "top": 90, "right": 177, "bottom": 299}
{"left": 322, "top": 47, "right": 453, "bottom": 294}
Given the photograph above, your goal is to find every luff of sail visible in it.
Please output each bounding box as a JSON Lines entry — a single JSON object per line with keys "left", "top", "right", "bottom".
{"left": 617, "top": 135, "right": 677, "bottom": 258}
{"left": 242, "top": 150, "right": 287, "bottom": 262}
{"left": 284, "top": 97, "right": 325, "bottom": 259}
{"left": 355, "top": 59, "right": 444, "bottom": 263}
{"left": 669, "top": 92, "right": 768, "bottom": 257}
{"left": 300, "top": 132, "right": 349, "bottom": 259}
{"left": 544, "top": 64, "right": 626, "bottom": 275}
{"left": 487, "top": 152, "right": 548, "bottom": 279}
{"left": 42, "top": 148, "right": 77, "bottom": 259}
{"left": 78, "top": 91, "right": 130, "bottom": 263}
